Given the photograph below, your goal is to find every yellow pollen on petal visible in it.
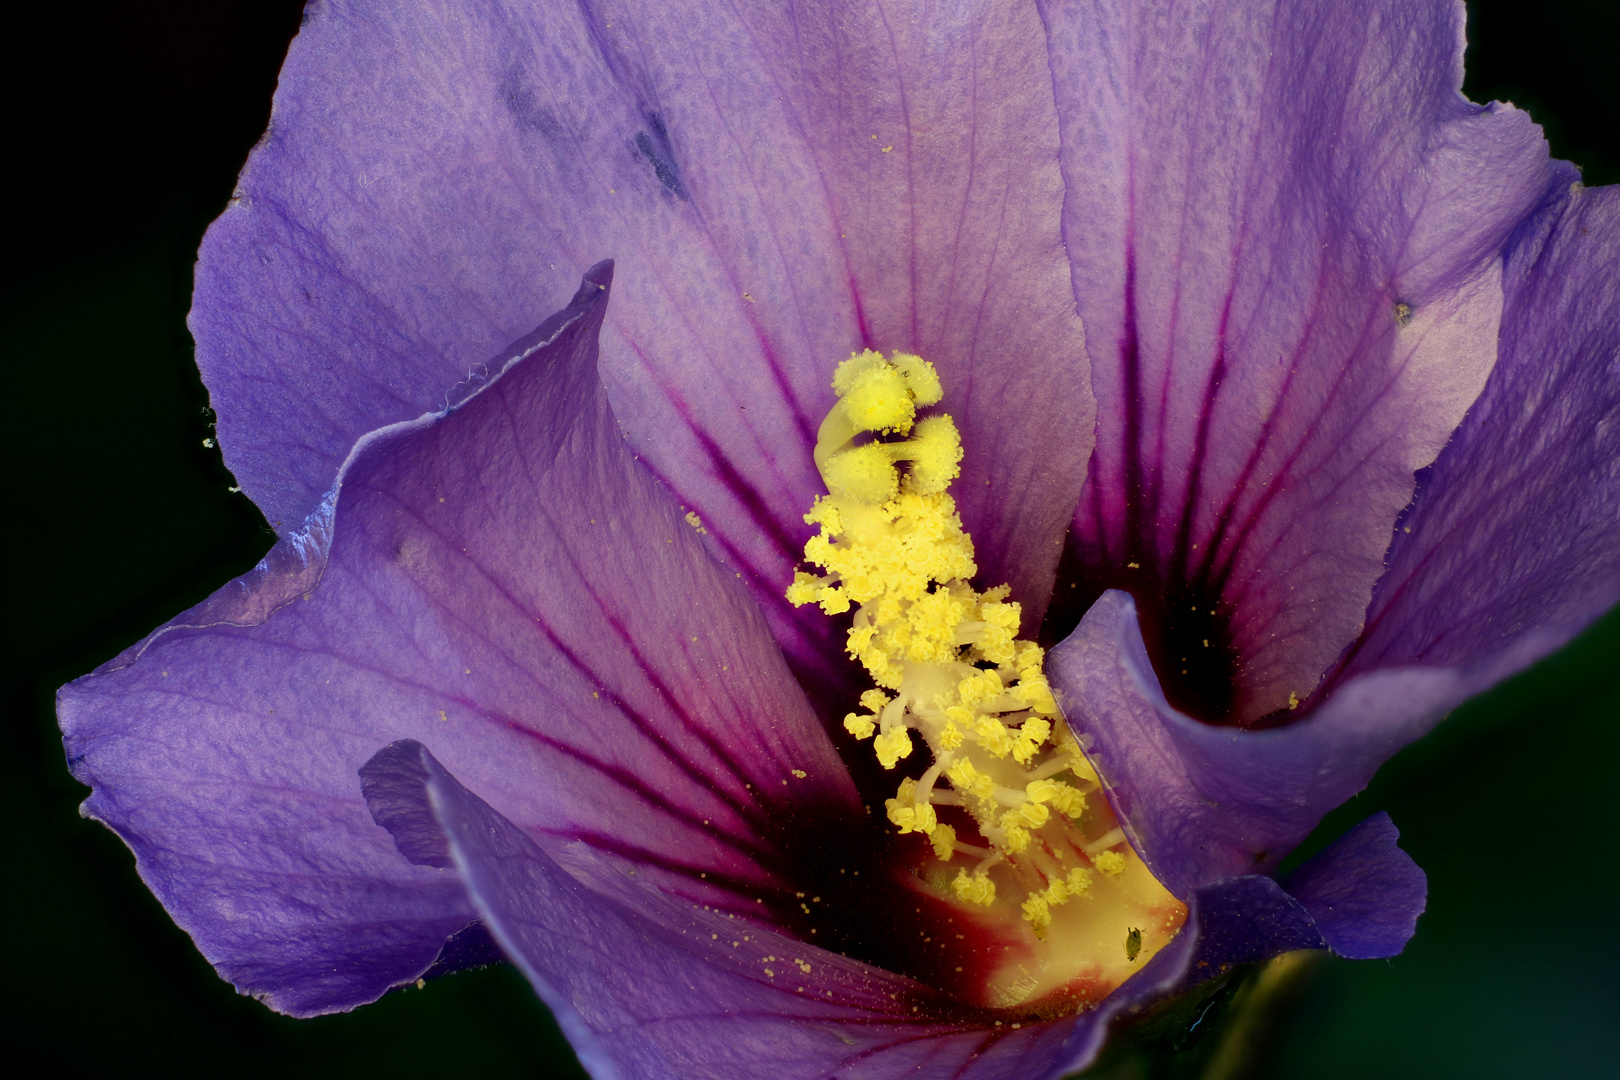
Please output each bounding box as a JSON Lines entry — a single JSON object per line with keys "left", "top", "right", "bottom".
{"left": 785, "top": 351, "right": 1187, "bottom": 1010}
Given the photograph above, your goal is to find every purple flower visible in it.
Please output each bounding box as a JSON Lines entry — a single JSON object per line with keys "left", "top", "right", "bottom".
{"left": 57, "top": 0, "right": 1617, "bottom": 1077}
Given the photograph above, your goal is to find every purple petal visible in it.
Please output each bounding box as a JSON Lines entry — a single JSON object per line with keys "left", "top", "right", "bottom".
{"left": 1048, "top": 590, "right": 1445, "bottom": 896}
{"left": 360, "top": 736, "right": 459, "bottom": 869}
{"left": 1283, "top": 812, "right": 1426, "bottom": 959}
{"left": 379, "top": 739, "right": 1099, "bottom": 1080}
{"left": 367, "top": 741, "right": 1314, "bottom": 1079}
{"left": 60, "top": 267, "right": 853, "bottom": 1013}
{"left": 1187, "top": 876, "right": 1324, "bottom": 972}
{"left": 191, "top": 0, "right": 1094, "bottom": 685}
{"left": 1341, "top": 183, "right": 1620, "bottom": 686}
{"left": 1038, "top": 0, "right": 1563, "bottom": 720}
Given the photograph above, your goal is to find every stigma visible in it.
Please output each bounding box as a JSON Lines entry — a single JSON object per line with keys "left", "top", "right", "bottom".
{"left": 788, "top": 350, "right": 1186, "bottom": 1010}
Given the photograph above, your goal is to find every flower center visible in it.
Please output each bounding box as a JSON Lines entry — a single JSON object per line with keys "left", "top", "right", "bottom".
{"left": 788, "top": 351, "right": 1187, "bottom": 1010}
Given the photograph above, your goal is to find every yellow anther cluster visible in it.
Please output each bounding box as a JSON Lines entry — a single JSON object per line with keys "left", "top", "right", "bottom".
{"left": 951, "top": 870, "right": 996, "bottom": 906}
{"left": 946, "top": 758, "right": 997, "bottom": 806}
{"left": 787, "top": 350, "right": 1130, "bottom": 935}
{"left": 872, "top": 726, "right": 913, "bottom": 769}
{"left": 830, "top": 350, "right": 943, "bottom": 427}
{"left": 884, "top": 778, "right": 936, "bottom": 834}
{"left": 843, "top": 713, "right": 876, "bottom": 740}
{"left": 1027, "top": 777, "right": 1088, "bottom": 819}
{"left": 1094, "top": 850, "right": 1127, "bottom": 877}
{"left": 1020, "top": 867, "right": 1094, "bottom": 933}
{"left": 809, "top": 349, "right": 957, "bottom": 504}
{"left": 788, "top": 492, "right": 976, "bottom": 640}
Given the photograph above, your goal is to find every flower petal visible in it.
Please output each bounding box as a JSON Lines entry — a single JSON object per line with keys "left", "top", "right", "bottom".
{"left": 1047, "top": 184, "right": 1615, "bottom": 919}
{"left": 1187, "top": 876, "right": 1325, "bottom": 971}
{"left": 60, "top": 266, "right": 853, "bottom": 1012}
{"left": 1342, "top": 183, "right": 1620, "bottom": 685}
{"left": 576, "top": 0, "right": 1096, "bottom": 637}
{"left": 1283, "top": 812, "right": 1426, "bottom": 960}
{"left": 191, "top": 0, "right": 1093, "bottom": 689}
{"left": 1038, "top": 0, "right": 1563, "bottom": 720}
{"left": 1048, "top": 590, "right": 1447, "bottom": 896}
{"left": 373, "top": 739, "right": 1099, "bottom": 1080}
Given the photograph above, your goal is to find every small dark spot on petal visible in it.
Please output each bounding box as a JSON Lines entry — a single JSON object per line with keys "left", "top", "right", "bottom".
{"left": 499, "top": 69, "right": 562, "bottom": 138}
{"left": 635, "top": 113, "right": 689, "bottom": 199}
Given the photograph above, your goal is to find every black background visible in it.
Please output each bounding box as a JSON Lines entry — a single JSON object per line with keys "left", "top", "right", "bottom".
{"left": 5, "top": 2, "right": 1615, "bottom": 1076}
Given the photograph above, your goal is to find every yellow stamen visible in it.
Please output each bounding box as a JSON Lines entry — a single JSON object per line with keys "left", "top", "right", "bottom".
{"left": 873, "top": 726, "right": 912, "bottom": 769}
{"left": 1094, "top": 850, "right": 1127, "bottom": 877}
{"left": 786, "top": 349, "right": 1186, "bottom": 1007}
{"left": 951, "top": 869, "right": 996, "bottom": 906}
{"left": 822, "top": 442, "right": 901, "bottom": 504}
{"left": 839, "top": 363, "right": 915, "bottom": 434}
{"left": 843, "top": 713, "right": 876, "bottom": 740}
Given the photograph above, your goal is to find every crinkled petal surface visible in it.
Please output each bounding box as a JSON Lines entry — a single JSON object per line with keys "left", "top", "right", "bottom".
{"left": 191, "top": 0, "right": 1094, "bottom": 695}
{"left": 1038, "top": 0, "right": 1563, "bottom": 720}
{"left": 60, "top": 267, "right": 855, "bottom": 1014}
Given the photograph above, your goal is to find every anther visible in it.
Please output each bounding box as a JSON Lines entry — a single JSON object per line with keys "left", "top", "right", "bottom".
{"left": 822, "top": 442, "right": 900, "bottom": 504}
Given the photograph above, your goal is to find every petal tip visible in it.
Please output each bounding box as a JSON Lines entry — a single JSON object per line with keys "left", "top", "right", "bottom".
{"left": 1284, "top": 812, "right": 1428, "bottom": 960}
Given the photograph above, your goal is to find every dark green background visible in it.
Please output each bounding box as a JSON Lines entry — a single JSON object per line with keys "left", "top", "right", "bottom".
{"left": 6, "top": 2, "right": 1615, "bottom": 1076}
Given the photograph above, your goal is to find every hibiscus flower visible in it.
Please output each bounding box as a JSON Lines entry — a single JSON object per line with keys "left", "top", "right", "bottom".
{"left": 58, "top": 1, "right": 1617, "bottom": 1077}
